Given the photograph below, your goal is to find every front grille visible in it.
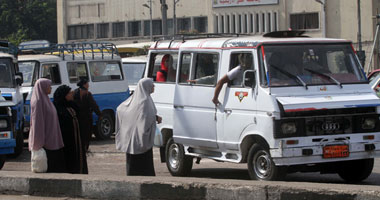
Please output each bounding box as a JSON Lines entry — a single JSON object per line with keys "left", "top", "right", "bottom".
{"left": 305, "top": 116, "right": 352, "bottom": 136}
{"left": 274, "top": 107, "right": 380, "bottom": 138}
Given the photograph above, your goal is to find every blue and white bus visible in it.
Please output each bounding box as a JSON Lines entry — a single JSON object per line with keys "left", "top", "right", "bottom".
{"left": 19, "top": 42, "right": 130, "bottom": 140}
{"left": 0, "top": 41, "right": 24, "bottom": 168}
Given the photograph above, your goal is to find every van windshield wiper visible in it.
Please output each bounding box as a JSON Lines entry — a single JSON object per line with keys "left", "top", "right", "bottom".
{"left": 304, "top": 68, "right": 343, "bottom": 88}
{"left": 271, "top": 65, "right": 308, "bottom": 89}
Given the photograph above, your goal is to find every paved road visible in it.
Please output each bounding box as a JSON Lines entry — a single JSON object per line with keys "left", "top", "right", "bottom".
{"left": 0, "top": 195, "right": 90, "bottom": 200}
{"left": 3, "top": 137, "right": 380, "bottom": 185}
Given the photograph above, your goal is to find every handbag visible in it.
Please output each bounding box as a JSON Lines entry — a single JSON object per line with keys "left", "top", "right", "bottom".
{"left": 31, "top": 148, "right": 48, "bottom": 173}
{"left": 154, "top": 127, "right": 163, "bottom": 147}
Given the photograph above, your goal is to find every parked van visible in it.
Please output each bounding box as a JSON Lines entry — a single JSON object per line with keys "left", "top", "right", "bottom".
{"left": 147, "top": 31, "right": 380, "bottom": 182}
{"left": 121, "top": 56, "right": 147, "bottom": 93}
{"left": 0, "top": 41, "right": 24, "bottom": 167}
{"left": 19, "top": 42, "right": 130, "bottom": 140}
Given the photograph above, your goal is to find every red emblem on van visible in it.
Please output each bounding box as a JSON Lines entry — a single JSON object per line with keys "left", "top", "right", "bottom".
{"left": 235, "top": 91, "right": 248, "bottom": 102}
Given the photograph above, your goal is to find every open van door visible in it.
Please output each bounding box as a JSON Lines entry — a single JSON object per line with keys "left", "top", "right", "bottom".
{"left": 173, "top": 52, "right": 219, "bottom": 148}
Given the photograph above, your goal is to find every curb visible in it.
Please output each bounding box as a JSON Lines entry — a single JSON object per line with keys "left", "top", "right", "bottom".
{"left": 1, "top": 171, "right": 380, "bottom": 200}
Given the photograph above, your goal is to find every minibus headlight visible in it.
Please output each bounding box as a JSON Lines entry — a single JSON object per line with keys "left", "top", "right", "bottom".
{"left": 281, "top": 122, "right": 297, "bottom": 135}
{"left": 362, "top": 118, "right": 376, "bottom": 130}
{"left": 0, "top": 120, "right": 7, "bottom": 128}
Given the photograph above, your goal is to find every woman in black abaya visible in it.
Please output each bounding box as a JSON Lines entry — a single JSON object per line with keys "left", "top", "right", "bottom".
{"left": 54, "top": 85, "right": 88, "bottom": 174}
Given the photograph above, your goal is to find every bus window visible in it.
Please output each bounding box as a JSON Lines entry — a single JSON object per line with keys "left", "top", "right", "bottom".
{"left": 67, "top": 62, "right": 88, "bottom": 83}
{"left": 41, "top": 63, "right": 61, "bottom": 84}
{"left": 90, "top": 61, "right": 123, "bottom": 82}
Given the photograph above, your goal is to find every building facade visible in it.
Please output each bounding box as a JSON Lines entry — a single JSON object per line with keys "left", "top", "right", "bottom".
{"left": 57, "top": 0, "right": 380, "bottom": 71}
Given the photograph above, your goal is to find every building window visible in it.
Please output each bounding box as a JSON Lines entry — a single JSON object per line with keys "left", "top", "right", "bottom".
{"left": 274, "top": 12, "right": 278, "bottom": 31}
{"left": 250, "top": 14, "right": 254, "bottom": 33}
{"left": 112, "top": 22, "right": 125, "bottom": 38}
{"left": 256, "top": 13, "right": 259, "bottom": 33}
{"left": 262, "top": 13, "right": 265, "bottom": 33}
{"left": 221, "top": 15, "right": 224, "bottom": 33}
{"left": 215, "top": 15, "right": 218, "bottom": 33}
{"left": 168, "top": 19, "right": 174, "bottom": 35}
{"left": 97, "top": 23, "right": 109, "bottom": 38}
{"left": 153, "top": 20, "right": 163, "bottom": 35}
{"left": 128, "top": 21, "right": 141, "bottom": 37}
{"left": 268, "top": 13, "right": 271, "bottom": 32}
{"left": 238, "top": 15, "right": 242, "bottom": 33}
{"left": 194, "top": 17, "right": 208, "bottom": 33}
{"left": 177, "top": 18, "right": 191, "bottom": 33}
{"left": 244, "top": 14, "right": 248, "bottom": 33}
{"left": 226, "top": 15, "right": 230, "bottom": 33}
{"left": 68, "top": 24, "right": 94, "bottom": 40}
{"left": 232, "top": 14, "right": 236, "bottom": 33}
{"left": 290, "top": 13, "right": 319, "bottom": 30}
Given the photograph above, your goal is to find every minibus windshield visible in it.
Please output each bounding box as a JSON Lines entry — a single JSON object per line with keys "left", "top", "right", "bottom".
{"left": 0, "top": 59, "right": 14, "bottom": 88}
{"left": 19, "top": 61, "right": 37, "bottom": 86}
{"left": 123, "top": 62, "right": 145, "bottom": 85}
{"left": 262, "top": 44, "right": 367, "bottom": 87}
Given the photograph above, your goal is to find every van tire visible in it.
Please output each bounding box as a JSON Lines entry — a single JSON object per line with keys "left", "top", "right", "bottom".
{"left": 95, "top": 112, "right": 114, "bottom": 140}
{"left": 247, "top": 143, "right": 286, "bottom": 181}
{"left": 165, "top": 138, "right": 193, "bottom": 176}
{"left": 0, "top": 155, "right": 5, "bottom": 170}
{"left": 337, "top": 158, "right": 374, "bottom": 183}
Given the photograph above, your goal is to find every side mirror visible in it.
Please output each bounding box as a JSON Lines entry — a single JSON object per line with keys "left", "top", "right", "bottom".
{"left": 243, "top": 70, "right": 256, "bottom": 88}
{"left": 15, "top": 72, "right": 23, "bottom": 86}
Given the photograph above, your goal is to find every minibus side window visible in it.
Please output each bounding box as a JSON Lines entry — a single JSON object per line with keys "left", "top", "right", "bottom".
{"left": 228, "top": 52, "right": 254, "bottom": 87}
{"left": 67, "top": 62, "right": 88, "bottom": 83}
{"left": 179, "top": 53, "right": 191, "bottom": 84}
{"left": 41, "top": 63, "right": 61, "bottom": 85}
{"left": 89, "top": 61, "right": 123, "bottom": 82}
{"left": 190, "top": 53, "right": 219, "bottom": 86}
{"left": 149, "top": 53, "right": 178, "bottom": 83}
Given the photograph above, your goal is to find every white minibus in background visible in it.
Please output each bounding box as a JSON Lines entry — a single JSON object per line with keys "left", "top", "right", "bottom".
{"left": 19, "top": 41, "right": 130, "bottom": 140}
{"left": 147, "top": 31, "right": 380, "bottom": 182}
{"left": 121, "top": 56, "right": 147, "bottom": 93}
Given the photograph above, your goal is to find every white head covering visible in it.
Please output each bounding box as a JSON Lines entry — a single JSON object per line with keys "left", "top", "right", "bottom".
{"left": 115, "top": 78, "right": 157, "bottom": 154}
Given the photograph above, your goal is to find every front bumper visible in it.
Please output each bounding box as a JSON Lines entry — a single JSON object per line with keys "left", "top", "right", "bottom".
{"left": 0, "top": 138, "right": 15, "bottom": 155}
{"left": 271, "top": 133, "right": 380, "bottom": 166}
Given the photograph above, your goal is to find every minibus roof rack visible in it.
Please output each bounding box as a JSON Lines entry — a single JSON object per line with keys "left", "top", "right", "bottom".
{"left": 18, "top": 40, "right": 55, "bottom": 55}
{"left": 263, "top": 30, "right": 308, "bottom": 38}
{"left": 154, "top": 33, "right": 249, "bottom": 42}
{"left": 0, "top": 40, "right": 18, "bottom": 57}
{"left": 53, "top": 41, "right": 119, "bottom": 61}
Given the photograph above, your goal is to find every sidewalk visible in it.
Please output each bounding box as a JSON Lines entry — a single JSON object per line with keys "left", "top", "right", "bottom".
{"left": 1, "top": 171, "right": 380, "bottom": 200}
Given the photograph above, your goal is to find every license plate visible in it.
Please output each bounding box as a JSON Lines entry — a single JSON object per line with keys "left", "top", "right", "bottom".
{"left": 323, "top": 145, "right": 349, "bottom": 159}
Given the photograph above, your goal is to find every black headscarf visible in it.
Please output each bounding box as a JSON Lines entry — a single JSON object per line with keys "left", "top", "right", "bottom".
{"left": 77, "top": 77, "right": 89, "bottom": 90}
{"left": 54, "top": 85, "right": 72, "bottom": 106}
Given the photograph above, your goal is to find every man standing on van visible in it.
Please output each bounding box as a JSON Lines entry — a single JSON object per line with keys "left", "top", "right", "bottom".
{"left": 212, "top": 53, "right": 253, "bottom": 105}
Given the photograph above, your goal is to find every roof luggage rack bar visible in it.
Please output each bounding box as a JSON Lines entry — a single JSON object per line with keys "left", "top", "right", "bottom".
{"left": 54, "top": 42, "right": 119, "bottom": 61}
{"left": 153, "top": 33, "right": 248, "bottom": 42}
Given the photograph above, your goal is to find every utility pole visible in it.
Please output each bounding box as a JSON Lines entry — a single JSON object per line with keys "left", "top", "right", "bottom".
{"left": 173, "top": 0, "right": 180, "bottom": 35}
{"left": 357, "top": 0, "right": 366, "bottom": 67}
{"left": 143, "top": 0, "right": 153, "bottom": 41}
{"left": 160, "top": 0, "right": 168, "bottom": 36}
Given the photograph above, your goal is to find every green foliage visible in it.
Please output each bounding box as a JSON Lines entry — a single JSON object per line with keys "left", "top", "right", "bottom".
{"left": 0, "top": 0, "right": 57, "bottom": 45}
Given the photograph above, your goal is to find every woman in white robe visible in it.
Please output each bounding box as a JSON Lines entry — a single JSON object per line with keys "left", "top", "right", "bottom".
{"left": 115, "top": 78, "right": 161, "bottom": 176}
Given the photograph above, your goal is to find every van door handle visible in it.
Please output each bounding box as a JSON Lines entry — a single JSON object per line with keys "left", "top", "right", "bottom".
{"left": 224, "top": 109, "right": 232, "bottom": 114}
{"left": 174, "top": 105, "right": 184, "bottom": 109}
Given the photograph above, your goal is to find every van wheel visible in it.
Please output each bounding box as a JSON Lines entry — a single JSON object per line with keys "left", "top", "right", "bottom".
{"left": 165, "top": 138, "right": 193, "bottom": 176}
{"left": 337, "top": 158, "right": 374, "bottom": 183}
{"left": 247, "top": 143, "right": 286, "bottom": 181}
{"left": 95, "top": 112, "right": 114, "bottom": 140}
{"left": 0, "top": 155, "right": 5, "bottom": 170}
